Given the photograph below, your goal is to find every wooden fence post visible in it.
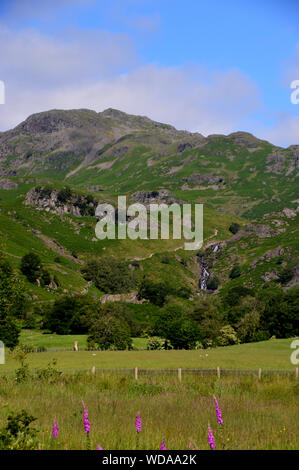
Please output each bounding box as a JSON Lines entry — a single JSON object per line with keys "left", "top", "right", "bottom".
{"left": 91, "top": 366, "right": 95, "bottom": 375}
{"left": 217, "top": 366, "right": 221, "bottom": 379}
{"left": 178, "top": 368, "right": 182, "bottom": 382}
{"left": 135, "top": 367, "right": 138, "bottom": 380}
{"left": 296, "top": 368, "right": 298, "bottom": 379}
{"left": 258, "top": 368, "right": 262, "bottom": 380}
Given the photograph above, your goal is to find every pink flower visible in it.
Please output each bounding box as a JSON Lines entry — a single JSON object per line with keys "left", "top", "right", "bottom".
{"left": 52, "top": 420, "right": 59, "bottom": 439}
{"left": 208, "top": 425, "right": 215, "bottom": 450}
{"left": 97, "top": 445, "right": 103, "bottom": 450}
{"left": 135, "top": 411, "right": 142, "bottom": 433}
{"left": 82, "top": 401, "right": 91, "bottom": 435}
{"left": 160, "top": 439, "right": 167, "bottom": 450}
{"left": 214, "top": 396, "right": 223, "bottom": 425}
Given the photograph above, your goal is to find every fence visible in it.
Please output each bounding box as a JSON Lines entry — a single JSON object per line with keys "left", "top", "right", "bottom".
{"left": 1, "top": 366, "right": 297, "bottom": 379}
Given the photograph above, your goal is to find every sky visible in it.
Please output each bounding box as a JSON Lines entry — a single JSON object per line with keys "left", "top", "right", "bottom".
{"left": 0, "top": 0, "right": 298, "bottom": 146}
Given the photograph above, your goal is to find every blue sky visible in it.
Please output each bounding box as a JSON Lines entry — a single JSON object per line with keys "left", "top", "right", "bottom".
{"left": 0, "top": 0, "right": 298, "bottom": 145}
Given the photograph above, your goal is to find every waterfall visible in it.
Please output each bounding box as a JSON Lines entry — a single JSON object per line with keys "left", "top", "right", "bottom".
{"left": 213, "top": 243, "right": 219, "bottom": 253}
{"left": 200, "top": 265, "right": 210, "bottom": 290}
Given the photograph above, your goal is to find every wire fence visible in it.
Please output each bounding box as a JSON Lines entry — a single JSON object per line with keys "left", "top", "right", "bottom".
{"left": 1, "top": 366, "right": 298, "bottom": 379}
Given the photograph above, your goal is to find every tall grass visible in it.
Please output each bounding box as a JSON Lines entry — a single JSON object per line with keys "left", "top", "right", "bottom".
{"left": 0, "top": 371, "right": 297, "bottom": 450}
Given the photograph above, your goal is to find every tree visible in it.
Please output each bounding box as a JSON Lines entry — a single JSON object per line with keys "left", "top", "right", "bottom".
{"left": 0, "top": 255, "right": 25, "bottom": 348}
{"left": 207, "top": 276, "right": 220, "bottom": 291}
{"left": 191, "top": 297, "right": 225, "bottom": 347}
{"left": 154, "top": 304, "right": 199, "bottom": 349}
{"left": 236, "top": 310, "right": 261, "bottom": 343}
{"left": 0, "top": 317, "right": 20, "bottom": 349}
{"left": 43, "top": 295, "right": 95, "bottom": 334}
{"left": 216, "top": 325, "right": 239, "bottom": 346}
{"left": 87, "top": 303, "right": 132, "bottom": 350}
{"left": 229, "top": 223, "right": 240, "bottom": 234}
{"left": 82, "top": 258, "right": 135, "bottom": 294}
{"left": 20, "top": 253, "right": 42, "bottom": 283}
{"left": 260, "top": 286, "right": 299, "bottom": 338}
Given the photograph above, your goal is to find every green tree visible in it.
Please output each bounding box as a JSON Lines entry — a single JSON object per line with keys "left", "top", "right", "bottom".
{"left": 260, "top": 286, "right": 299, "bottom": 338}
{"left": 20, "top": 252, "right": 42, "bottom": 283}
{"left": 207, "top": 276, "right": 220, "bottom": 291}
{"left": 155, "top": 304, "right": 199, "bottom": 349}
{"left": 87, "top": 303, "right": 132, "bottom": 350}
{"left": 0, "top": 254, "right": 25, "bottom": 348}
{"left": 82, "top": 258, "right": 135, "bottom": 294}
{"left": 216, "top": 325, "right": 239, "bottom": 346}
{"left": 43, "top": 295, "right": 95, "bottom": 334}
{"left": 229, "top": 222, "right": 240, "bottom": 234}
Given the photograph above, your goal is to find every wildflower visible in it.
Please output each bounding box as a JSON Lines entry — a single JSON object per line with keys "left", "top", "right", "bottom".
{"left": 160, "top": 439, "right": 167, "bottom": 450}
{"left": 208, "top": 425, "right": 215, "bottom": 450}
{"left": 52, "top": 420, "right": 59, "bottom": 439}
{"left": 97, "top": 445, "right": 103, "bottom": 450}
{"left": 188, "top": 441, "right": 192, "bottom": 449}
{"left": 136, "top": 411, "right": 142, "bottom": 433}
{"left": 82, "top": 401, "right": 91, "bottom": 435}
{"left": 213, "top": 396, "right": 223, "bottom": 425}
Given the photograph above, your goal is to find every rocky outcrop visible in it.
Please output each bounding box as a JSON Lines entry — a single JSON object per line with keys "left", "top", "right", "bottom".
{"left": 265, "top": 150, "right": 286, "bottom": 174}
{"left": 182, "top": 174, "right": 226, "bottom": 186}
{"left": 25, "top": 186, "right": 98, "bottom": 217}
{"left": 251, "top": 246, "right": 284, "bottom": 267}
{"left": 131, "top": 190, "right": 182, "bottom": 205}
{"left": 246, "top": 223, "right": 285, "bottom": 238}
{"left": 286, "top": 264, "right": 299, "bottom": 288}
{"left": 100, "top": 292, "right": 145, "bottom": 304}
{"left": 0, "top": 179, "right": 18, "bottom": 189}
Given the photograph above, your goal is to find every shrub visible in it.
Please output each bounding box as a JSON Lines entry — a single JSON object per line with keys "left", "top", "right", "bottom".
{"left": 57, "top": 186, "right": 72, "bottom": 203}
{"left": 0, "top": 410, "right": 38, "bottom": 450}
{"left": 147, "top": 336, "right": 167, "bottom": 350}
{"left": 229, "top": 222, "right": 240, "bottom": 234}
{"left": 207, "top": 276, "right": 220, "bottom": 291}
{"left": 216, "top": 325, "right": 239, "bottom": 346}
{"left": 229, "top": 264, "right": 241, "bottom": 279}
{"left": 277, "top": 267, "right": 293, "bottom": 285}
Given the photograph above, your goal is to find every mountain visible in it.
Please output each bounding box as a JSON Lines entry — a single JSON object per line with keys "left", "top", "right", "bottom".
{"left": 0, "top": 108, "right": 298, "bottom": 307}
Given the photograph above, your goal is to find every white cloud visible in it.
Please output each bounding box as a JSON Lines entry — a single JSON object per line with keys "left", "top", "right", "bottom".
{"left": 258, "top": 114, "right": 299, "bottom": 148}
{"left": 0, "top": 20, "right": 297, "bottom": 147}
{"left": 0, "top": 24, "right": 261, "bottom": 137}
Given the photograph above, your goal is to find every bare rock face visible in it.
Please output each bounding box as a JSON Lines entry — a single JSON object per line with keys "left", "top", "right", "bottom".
{"left": 246, "top": 223, "right": 284, "bottom": 238}
{"left": 182, "top": 174, "right": 226, "bottom": 186}
{"left": 265, "top": 150, "right": 286, "bottom": 174}
{"left": 100, "top": 292, "right": 145, "bottom": 304}
{"left": 0, "top": 179, "right": 18, "bottom": 189}
{"left": 251, "top": 246, "right": 284, "bottom": 267}
{"left": 281, "top": 207, "right": 298, "bottom": 218}
{"left": 261, "top": 272, "right": 279, "bottom": 282}
{"left": 24, "top": 186, "right": 97, "bottom": 217}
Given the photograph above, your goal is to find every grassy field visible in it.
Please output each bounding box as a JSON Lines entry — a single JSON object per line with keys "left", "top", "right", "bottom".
{"left": 1, "top": 337, "right": 297, "bottom": 371}
{"left": 0, "top": 338, "right": 298, "bottom": 450}
{"left": 0, "top": 371, "right": 297, "bottom": 450}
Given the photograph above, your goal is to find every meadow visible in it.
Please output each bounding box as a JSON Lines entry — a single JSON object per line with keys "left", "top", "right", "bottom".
{"left": 1, "top": 336, "right": 296, "bottom": 372}
{"left": 0, "top": 370, "right": 297, "bottom": 450}
{"left": 0, "top": 337, "right": 298, "bottom": 450}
